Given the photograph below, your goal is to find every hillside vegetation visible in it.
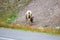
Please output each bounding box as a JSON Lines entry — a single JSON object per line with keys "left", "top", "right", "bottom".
{"left": 0, "top": 0, "right": 31, "bottom": 23}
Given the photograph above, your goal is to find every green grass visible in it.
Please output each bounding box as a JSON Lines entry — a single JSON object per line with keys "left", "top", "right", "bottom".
{"left": 0, "top": 8, "right": 18, "bottom": 23}
{"left": 4, "top": 14, "right": 16, "bottom": 24}
{"left": 0, "top": 0, "right": 32, "bottom": 23}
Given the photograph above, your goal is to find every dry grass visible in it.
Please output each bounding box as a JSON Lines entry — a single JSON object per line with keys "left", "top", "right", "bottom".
{"left": 0, "top": 22, "right": 60, "bottom": 35}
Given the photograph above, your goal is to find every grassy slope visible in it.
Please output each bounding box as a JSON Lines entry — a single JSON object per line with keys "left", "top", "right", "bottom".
{"left": 0, "top": 0, "right": 31, "bottom": 23}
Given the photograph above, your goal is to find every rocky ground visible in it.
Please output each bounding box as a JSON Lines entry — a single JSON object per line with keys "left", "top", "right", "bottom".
{"left": 13, "top": 0, "right": 60, "bottom": 27}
